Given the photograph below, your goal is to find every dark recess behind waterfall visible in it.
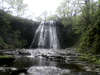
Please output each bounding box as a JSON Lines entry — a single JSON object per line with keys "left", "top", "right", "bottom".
{"left": 10, "top": 17, "right": 77, "bottom": 49}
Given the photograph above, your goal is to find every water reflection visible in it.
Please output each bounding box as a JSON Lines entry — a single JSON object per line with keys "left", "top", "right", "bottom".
{"left": 0, "top": 70, "right": 98, "bottom": 75}
{"left": 0, "top": 49, "right": 99, "bottom": 75}
{"left": 13, "top": 55, "right": 67, "bottom": 69}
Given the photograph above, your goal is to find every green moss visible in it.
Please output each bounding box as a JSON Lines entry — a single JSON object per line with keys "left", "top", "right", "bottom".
{"left": 0, "top": 55, "right": 13, "bottom": 59}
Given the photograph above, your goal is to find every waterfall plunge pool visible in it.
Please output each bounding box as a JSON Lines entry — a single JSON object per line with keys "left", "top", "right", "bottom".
{"left": 0, "top": 48, "right": 99, "bottom": 75}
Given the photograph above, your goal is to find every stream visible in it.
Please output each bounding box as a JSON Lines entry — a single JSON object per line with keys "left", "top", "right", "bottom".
{"left": 0, "top": 48, "right": 100, "bottom": 75}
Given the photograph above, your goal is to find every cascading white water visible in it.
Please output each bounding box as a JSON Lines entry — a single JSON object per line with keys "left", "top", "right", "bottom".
{"left": 49, "top": 21, "right": 60, "bottom": 49}
{"left": 30, "top": 21, "right": 60, "bottom": 49}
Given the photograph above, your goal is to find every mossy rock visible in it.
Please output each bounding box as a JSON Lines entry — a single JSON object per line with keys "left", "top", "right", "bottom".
{"left": 0, "top": 55, "right": 15, "bottom": 66}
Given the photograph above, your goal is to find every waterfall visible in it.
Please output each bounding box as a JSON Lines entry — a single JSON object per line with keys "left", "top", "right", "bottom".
{"left": 30, "top": 21, "right": 60, "bottom": 49}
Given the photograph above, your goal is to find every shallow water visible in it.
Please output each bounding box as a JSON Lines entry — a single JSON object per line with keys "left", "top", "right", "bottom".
{"left": 0, "top": 49, "right": 99, "bottom": 75}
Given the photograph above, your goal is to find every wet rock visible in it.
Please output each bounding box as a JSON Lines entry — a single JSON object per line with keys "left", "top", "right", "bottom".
{"left": 0, "top": 48, "right": 100, "bottom": 75}
{"left": 11, "top": 68, "right": 27, "bottom": 75}
{"left": 27, "top": 66, "right": 70, "bottom": 75}
{"left": 0, "top": 57, "right": 15, "bottom": 66}
{"left": 18, "top": 51, "right": 31, "bottom": 56}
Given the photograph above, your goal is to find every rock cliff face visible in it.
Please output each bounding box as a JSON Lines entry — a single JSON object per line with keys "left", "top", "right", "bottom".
{"left": 29, "top": 21, "right": 70, "bottom": 49}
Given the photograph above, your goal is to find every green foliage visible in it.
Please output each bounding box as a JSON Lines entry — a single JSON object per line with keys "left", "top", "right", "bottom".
{"left": 78, "top": 7, "right": 100, "bottom": 54}
{"left": 0, "top": 10, "right": 37, "bottom": 49}
{"left": 56, "top": 0, "right": 100, "bottom": 65}
{"left": 79, "top": 53, "right": 97, "bottom": 62}
{"left": 79, "top": 53, "right": 100, "bottom": 65}
{"left": 46, "top": 15, "right": 58, "bottom": 21}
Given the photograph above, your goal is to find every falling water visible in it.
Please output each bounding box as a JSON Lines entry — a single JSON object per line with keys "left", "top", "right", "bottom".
{"left": 30, "top": 21, "right": 60, "bottom": 49}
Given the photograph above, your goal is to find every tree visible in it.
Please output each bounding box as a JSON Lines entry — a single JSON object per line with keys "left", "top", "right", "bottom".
{"left": 36, "top": 11, "right": 49, "bottom": 21}
{"left": 78, "top": 0, "right": 100, "bottom": 54}
{"left": 41, "top": 11, "right": 48, "bottom": 21}
{"left": 4, "top": 0, "right": 27, "bottom": 16}
{"left": 56, "top": 0, "right": 85, "bottom": 27}
{"left": 35, "top": 16, "right": 43, "bottom": 22}
{"left": 56, "top": 0, "right": 84, "bottom": 18}
{"left": 0, "top": 0, "right": 7, "bottom": 9}
{"left": 46, "top": 15, "right": 58, "bottom": 21}
{"left": 0, "top": 0, "right": 3, "bottom": 9}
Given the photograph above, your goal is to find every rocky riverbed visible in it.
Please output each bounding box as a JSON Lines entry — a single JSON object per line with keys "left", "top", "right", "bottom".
{"left": 0, "top": 48, "right": 100, "bottom": 75}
